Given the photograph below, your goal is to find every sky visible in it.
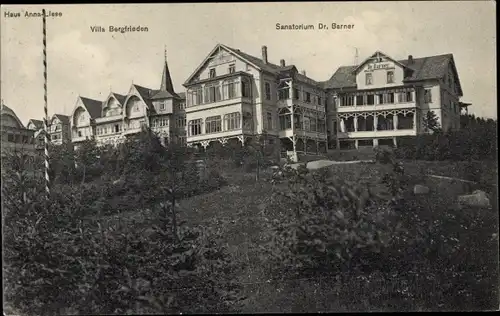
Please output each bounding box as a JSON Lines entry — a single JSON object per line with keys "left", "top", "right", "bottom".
{"left": 1, "top": 2, "right": 497, "bottom": 125}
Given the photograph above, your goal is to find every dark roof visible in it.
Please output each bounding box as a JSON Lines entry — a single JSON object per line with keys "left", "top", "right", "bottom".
{"left": 53, "top": 114, "right": 70, "bottom": 125}
{"left": 323, "top": 53, "right": 457, "bottom": 90}
{"left": 399, "top": 54, "right": 454, "bottom": 82}
{"left": 79, "top": 96, "right": 103, "bottom": 119}
{"left": 28, "top": 119, "right": 44, "bottom": 129}
{"left": 177, "top": 92, "right": 186, "bottom": 100}
{"left": 150, "top": 90, "right": 180, "bottom": 100}
{"left": 223, "top": 45, "right": 321, "bottom": 87}
{"left": 132, "top": 84, "right": 158, "bottom": 107}
{"left": 112, "top": 93, "right": 127, "bottom": 104}
{"left": 160, "top": 60, "right": 175, "bottom": 94}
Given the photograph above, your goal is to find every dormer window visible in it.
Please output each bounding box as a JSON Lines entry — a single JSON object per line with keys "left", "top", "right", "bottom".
{"left": 160, "top": 101, "right": 165, "bottom": 110}
{"left": 209, "top": 68, "right": 216, "bottom": 78}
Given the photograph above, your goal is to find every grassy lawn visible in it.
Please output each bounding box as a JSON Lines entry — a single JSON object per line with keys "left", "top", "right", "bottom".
{"left": 101, "top": 160, "right": 499, "bottom": 312}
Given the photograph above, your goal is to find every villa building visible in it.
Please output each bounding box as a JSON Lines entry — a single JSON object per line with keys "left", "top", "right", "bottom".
{"left": 26, "top": 118, "right": 45, "bottom": 151}
{"left": 323, "top": 51, "right": 465, "bottom": 149}
{"left": 1, "top": 103, "right": 36, "bottom": 156}
{"left": 48, "top": 114, "right": 71, "bottom": 145}
{"left": 70, "top": 52, "right": 186, "bottom": 148}
{"left": 183, "top": 44, "right": 327, "bottom": 161}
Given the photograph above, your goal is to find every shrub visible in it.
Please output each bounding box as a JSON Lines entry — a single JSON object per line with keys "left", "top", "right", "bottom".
{"left": 374, "top": 146, "right": 395, "bottom": 164}
{"left": 261, "top": 165, "right": 404, "bottom": 279}
{"left": 2, "top": 154, "right": 244, "bottom": 315}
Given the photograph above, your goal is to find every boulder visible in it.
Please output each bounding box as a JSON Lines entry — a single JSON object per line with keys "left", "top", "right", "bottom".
{"left": 413, "top": 184, "right": 430, "bottom": 195}
{"left": 457, "top": 190, "right": 491, "bottom": 209}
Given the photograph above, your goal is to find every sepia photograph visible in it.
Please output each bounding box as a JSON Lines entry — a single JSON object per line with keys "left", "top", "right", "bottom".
{"left": 1, "top": 1, "right": 498, "bottom": 314}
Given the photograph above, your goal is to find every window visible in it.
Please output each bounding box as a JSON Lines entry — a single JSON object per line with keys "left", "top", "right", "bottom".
{"left": 160, "top": 101, "right": 165, "bottom": 110}
{"left": 424, "top": 89, "right": 432, "bottom": 103}
{"left": 190, "top": 87, "right": 204, "bottom": 106}
{"left": 366, "top": 94, "right": 375, "bottom": 105}
{"left": 204, "top": 83, "right": 221, "bottom": 103}
{"left": 318, "top": 96, "right": 322, "bottom": 105}
{"left": 340, "top": 95, "right": 355, "bottom": 106}
{"left": 228, "top": 64, "right": 235, "bottom": 74}
{"left": 179, "top": 102, "right": 185, "bottom": 110}
{"left": 209, "top": 68, "right": 216, "bottom": 78}
{"left": 22, "top": 135, "right": 29, "bottom": 144}
{"left": 7, "top": 134, "right": 15, "bottom": 142}
{"left": 241, "top": 79, "right": 250, "bottom": 98}
{"left": 188, "top": 119, "right": 203, "bottom": 136}
{"left": 177, "top": 117, "right": 186, "bottom": 128}
{"left": 155, "top": 117, "right": 168, "bottom": 127}
{"left": 78, "top": 131, "right": 82, "bottom": 137}
{"left": 206, "top": 115, "right": 222, "bottom": 133}
{"left": 223, "top": 79, "right": 238, "bottom": 99}
{"left": 114, "top": 124, "right": 120, "bottom": 133}
{"left": 293, "top": 88, "right": 299, "bottom": 100}
{"left": 366, "top": 73, "right": 373, "bottom": 85}
{"left": 383, "top": 93, "right": 395, "bottom": 104}
{"left": 398, "top": 91, "right": 413, "bottom": 103}
{"left": 278, "top": 87, "right": 290, "bottom": 100}
{"left": 356, "top": 95, "right": 365, "bottom": 106}
{"left": 265, "top": 82, "right": 271, "bottom": 100}
{"left": 266, "top": 112, "right": 273, "bottom": 130}
{"left": 305, "top": 92, "right": 311, "bottom": 103}
{"left": 387, "top": 71, "right": 394, "bottom": 83}
{"left": 279, "top": 114, "right": 292, "bottom": 130}
{"left": 224, "top": 112, "right": 241, "bottom": 130}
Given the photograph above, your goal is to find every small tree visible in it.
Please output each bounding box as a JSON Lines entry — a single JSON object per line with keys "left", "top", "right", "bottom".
{"left": 423, "top": 111, "right": 441, "bottom": 134}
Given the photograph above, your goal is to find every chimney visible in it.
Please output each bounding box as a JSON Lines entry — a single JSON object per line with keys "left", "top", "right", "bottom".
{"left": 280, "top": 59, "right": 286, "bottom": 67}
{"left": 408, "top": 55, "right": 414, "bottom": 64}
{"left": 262, "top": 46, "right": 268, "bottom": 64}
{"left": 302, "top": 70, "right": 307, "bottom": 76}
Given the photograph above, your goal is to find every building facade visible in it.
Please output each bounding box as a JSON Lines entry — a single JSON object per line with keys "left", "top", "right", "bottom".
{"left": 48, "top": 114, "right": 71, "bottom": 145}
{"left": 183, "top": 44, "right": 327, "bottom": 160}
{"left": 70, "top": 53, "right": 186, "bottom": 148}
{"left": 323, "top": 51, "right": 465, "bottom": 149}
{"left": 26, "top": 119, "right": 45, "bottom": 151}
{"left": 1, "top": 103, "right": 36, "bottom": 156}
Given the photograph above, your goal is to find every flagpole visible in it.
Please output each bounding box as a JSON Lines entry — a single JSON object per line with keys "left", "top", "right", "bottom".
{"left": 42, "top": 9, "right": 50, "bottom": 199}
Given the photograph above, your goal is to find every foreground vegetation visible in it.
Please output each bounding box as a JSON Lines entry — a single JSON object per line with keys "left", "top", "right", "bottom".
{"left": 2, "top": 126, "right": 499, "bottom": 314}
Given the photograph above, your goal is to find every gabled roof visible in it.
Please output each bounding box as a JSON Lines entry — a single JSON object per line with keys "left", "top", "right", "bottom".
{"left": 131, "top": 84, "right": 158, "bottom": 107}
{"left": 323, "top": 53, "right": 462, "bottom": 93}
{"left": 111, "top": 93, "right": 127, "bottom": 105}
{"left": 79, "top": 96, "right": 104, "bottom": 119}
{"left": 184, "top": 43, "right": 321, "bottom": 87}
{"left": 28, "top": 119, "right": 44, "bottom": 130}
{"left": 1, "top": 103, "right": 24, "bottom": 128}
{"left": 53, "top": 114, "right": 70, "bottom": 125}
{"left": 353, "top": 51, "right": 408, "bottom": 74}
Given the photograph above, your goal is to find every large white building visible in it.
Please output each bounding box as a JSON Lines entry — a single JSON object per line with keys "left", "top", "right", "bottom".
{"left": 184, "top": 44, "right": 327, "bottom": 160}
{"left": 70, "top": 52, "right": 186, "bottom": 148}
{"left": 323, "top": 51, "right": 466, "bottom": 149}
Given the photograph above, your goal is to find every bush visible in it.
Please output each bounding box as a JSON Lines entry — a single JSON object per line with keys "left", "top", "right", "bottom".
{"left": 2, "top": 154, "right": 244, "bottom": 315}
{"left": 261, "top": 165, "right": 403, "bottom": 279}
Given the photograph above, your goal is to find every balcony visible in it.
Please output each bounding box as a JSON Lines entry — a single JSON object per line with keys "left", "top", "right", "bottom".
{"left": 277, "top": 98, "right": 325, "bottom": 112}
{"left": 278, "top": 128, "right": 328, "bottom": 140}
{"left": 337, "top": 128, "right": 417, "bottom": 139}
{"left": 95, "top": 115, "right": 123, "bottom": 124}
{"left": 185, "top": 73, "right": 253, "bottom": 113}
{"left": 337, "top": 101, "right": 417, "bottom": 113}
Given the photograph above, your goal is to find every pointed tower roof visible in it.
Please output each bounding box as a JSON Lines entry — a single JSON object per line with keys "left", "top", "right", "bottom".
{"left": 151, "top": 46, "right": 181, "bottom": 100}
{"left": 160, "top": 46, "right": 175, "bottom": 93}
